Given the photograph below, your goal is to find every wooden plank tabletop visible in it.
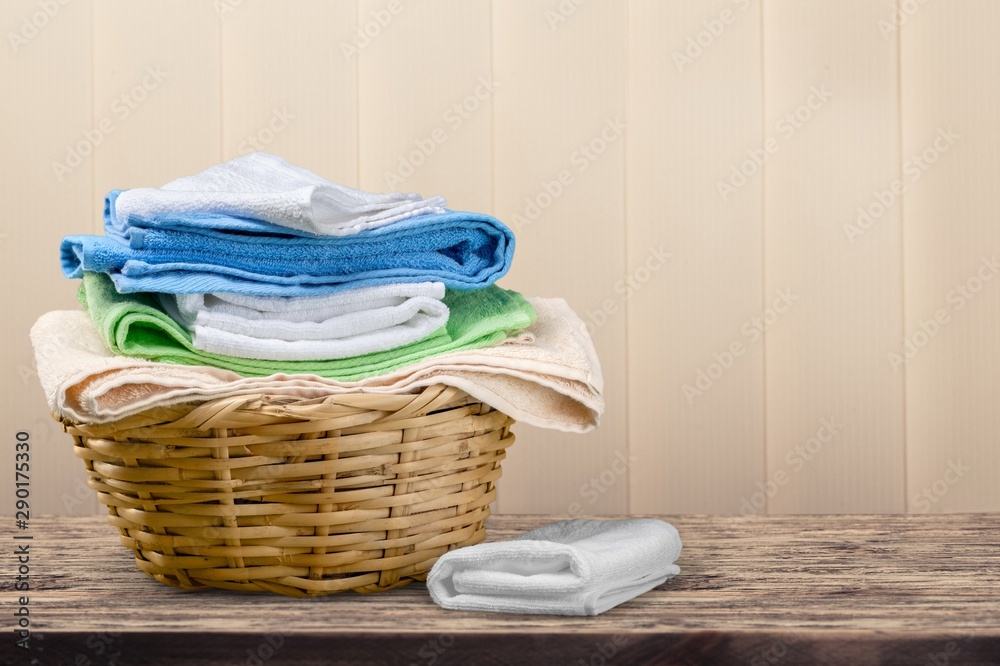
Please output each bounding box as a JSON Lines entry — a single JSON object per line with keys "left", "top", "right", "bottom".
{"left": 3, "top": 514, "right": 999, "bottom": 665}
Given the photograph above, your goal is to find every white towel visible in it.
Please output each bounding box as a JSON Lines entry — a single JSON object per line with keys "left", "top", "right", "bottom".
{"left": 113, "top": 152, "right": 447, "bottom": 236}
{"left": 31, "top": 298, "right": 604, "bottom": 433}
{"left": 158, "top": 283, "right": 449, "bottom": 361}
{"left": 172, "top": 282, "right": 447, "bottom": 328}
{"left": 426, "top": 519, "right": 682, "bottom": 616}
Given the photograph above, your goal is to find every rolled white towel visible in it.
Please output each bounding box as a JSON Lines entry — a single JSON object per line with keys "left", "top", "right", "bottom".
{"left": 158, "top": 283, "right": 450, "bottom": 362}
{"left": 172, "top": 282, "right": 446, "bottom": 330}
{"left": 426, "top": 518, "right": 682, "bottom": 616}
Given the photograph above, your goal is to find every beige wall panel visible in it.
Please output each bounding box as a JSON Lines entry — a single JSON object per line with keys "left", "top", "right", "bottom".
{"left": 93, "top": 0, "right": 221, "bottom": 212}
{"left": 222, "top": 0, "right": 357, "bottom": 186}
{"left": 1, "top": 0, "right": 97, "bottom": 513}
{"left": 627, "top": 0, "right": 765, "bottom": 514}
{"left": 493, "top": 0, "right": 628, "bottom": 514}
{"left": 901, "top": 0, "right": 1000, "bottom": 512}
{"left": 357, "top": 0, "right": 492, "bottom": 212}
{"left": 763, "top": 0, "right": 905, "bottom": 513}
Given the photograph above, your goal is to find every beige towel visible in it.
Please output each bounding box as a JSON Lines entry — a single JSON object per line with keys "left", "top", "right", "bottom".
{"left": 31, "top": 298, "right": 603, "bottom": 433}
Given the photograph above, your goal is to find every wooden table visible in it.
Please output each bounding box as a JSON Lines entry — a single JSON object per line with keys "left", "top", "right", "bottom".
{"left": 3, "top": 514, "right": 999, "bottom": 665}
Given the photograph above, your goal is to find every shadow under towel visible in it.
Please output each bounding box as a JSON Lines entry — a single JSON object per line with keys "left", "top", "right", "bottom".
{"left": 77, "top": 271, "right": 535, "bottom": 382}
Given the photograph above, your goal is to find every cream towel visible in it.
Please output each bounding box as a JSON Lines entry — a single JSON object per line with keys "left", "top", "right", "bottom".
{"left": 31, "top": 298, "right": 603, "bottom": 433}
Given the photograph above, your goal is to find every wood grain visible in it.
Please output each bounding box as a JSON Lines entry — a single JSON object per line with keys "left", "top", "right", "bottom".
{"left": 4, "top": 514, "right": 998, "bottom": 665}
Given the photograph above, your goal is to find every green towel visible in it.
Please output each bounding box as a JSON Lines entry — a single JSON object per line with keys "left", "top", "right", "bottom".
{"left": 79, "top": 271, "right": 536, "bottom": 382}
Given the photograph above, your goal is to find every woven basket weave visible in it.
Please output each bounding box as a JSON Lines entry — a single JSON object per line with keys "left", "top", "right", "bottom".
{"left": 61, "top": 384, "right": 513, "bottom": 597}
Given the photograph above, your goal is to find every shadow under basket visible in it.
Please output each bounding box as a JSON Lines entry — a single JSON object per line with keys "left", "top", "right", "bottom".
{"left": 60, "top": 384, "right": 514, "bottom": 597}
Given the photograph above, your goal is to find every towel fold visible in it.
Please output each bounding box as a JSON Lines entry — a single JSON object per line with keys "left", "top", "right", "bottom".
{"left": 112, "top": 152, "right": 447, "bottom": 236}
{"left": 426, "top": 519, "right": 682, "bottom": 616}
{"left": 61, "top": 200, "right": 514, "bottom": 295}
{"left": 171, "top": 282, "right": 446, "bottom": 328}
{"left": 31, "top": 298, "right": 603, "bottom": 432}
{"left": 158, "top": 283, "right": 449, "bottom": 361}
{"left": 77, "top": 271, "right": 534, "bottom": 381}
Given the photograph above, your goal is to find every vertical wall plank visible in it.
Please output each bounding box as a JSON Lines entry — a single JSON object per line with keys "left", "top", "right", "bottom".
{"left": 901, "top": 1, "right": 1000, "bottom": 512}
{"left": 0, "top": 0, "right": 96, "bottom": 514}
{"left": 627, "top": 0, "right": 765, "bottom": 513}
{"left": 221, "top": 0, "right": 357, "bottom": 186}
{"left": 355, "top": 0, "right": 497, "bottom": 498}
{"left": 763, "top": 0, "right": 904, "bottom": 512}
{"left": 93, "top": 0, "right": 221, "bottom": 219}
{"left": 357, "top": 0, "right": 492, "bottom": 212}
{"left": 493, "top": 0, "right": 628, "bottom": 514}
{"left": 86, "top": 0, "right": 220, "bottom": 514}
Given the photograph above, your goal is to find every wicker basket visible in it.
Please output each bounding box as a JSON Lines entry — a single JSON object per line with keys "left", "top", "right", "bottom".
{"left": 61, "top": 384, "right": 514, "bottom": 597}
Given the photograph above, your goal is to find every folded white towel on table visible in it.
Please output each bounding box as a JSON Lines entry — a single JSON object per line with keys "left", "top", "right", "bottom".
{"left": 113, "top": 152, "right": 447, "bottom": 236}
{"left": 31, "top": 298, "right": 604, "bottom": 433}
{"left": 158, "top": 283, "right": 449, "bottom": 361}
{"left": 426, "top": 519, "right": 682, "bottom": 616}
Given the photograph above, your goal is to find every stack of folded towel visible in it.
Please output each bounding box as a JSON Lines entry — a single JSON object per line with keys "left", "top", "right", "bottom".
{"left": 36, "top": 153, "right": 604, "bottom": 432}
{"left": 58, "top": 153, "right": 532, "bottom": 380}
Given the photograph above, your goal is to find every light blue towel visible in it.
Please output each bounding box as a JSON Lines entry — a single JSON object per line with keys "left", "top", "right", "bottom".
{"left": 61, "top": 190, "right": 515, "bottom": 296}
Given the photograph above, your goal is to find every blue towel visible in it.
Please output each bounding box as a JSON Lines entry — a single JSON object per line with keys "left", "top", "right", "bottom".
{"left": 61, "top": 191, "right": 515, "bottom": 296}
